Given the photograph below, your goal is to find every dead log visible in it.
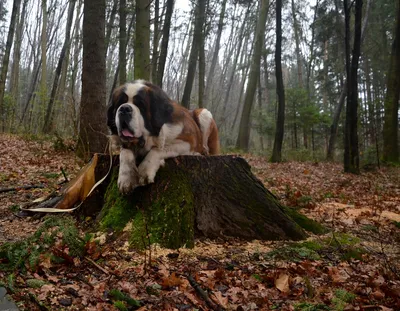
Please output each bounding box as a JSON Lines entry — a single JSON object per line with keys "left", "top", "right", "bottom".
{"left": 72, "top": 154, "right": 324, "bottom": 249}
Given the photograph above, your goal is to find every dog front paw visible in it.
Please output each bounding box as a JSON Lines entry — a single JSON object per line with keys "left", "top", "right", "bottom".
{"left": 118, "top": 171, "right": 139, "bottom": 194}
{"left": 138, "top": 161, "right": 157, "bottom": 186}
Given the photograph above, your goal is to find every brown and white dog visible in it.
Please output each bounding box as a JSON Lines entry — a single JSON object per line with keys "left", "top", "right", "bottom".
{"left": 107, "top": 80, "right": 220, "bottom": 194}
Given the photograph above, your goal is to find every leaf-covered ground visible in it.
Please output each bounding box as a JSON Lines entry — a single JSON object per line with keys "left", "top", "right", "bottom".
{"left": 0, "top": 134, "right": 399, "bottom": 311}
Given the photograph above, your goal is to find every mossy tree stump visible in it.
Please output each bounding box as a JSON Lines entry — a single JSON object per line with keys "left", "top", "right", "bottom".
{"left": 78, "top": 155, "right": 317, "bottom": 249}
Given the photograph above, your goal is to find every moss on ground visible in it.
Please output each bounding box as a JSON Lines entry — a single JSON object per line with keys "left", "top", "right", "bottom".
{"left": 265, "top": 233, "right": 366, "bottom": 262}
{"left": 281, "top": 205, "right": 327, "bottom": 234}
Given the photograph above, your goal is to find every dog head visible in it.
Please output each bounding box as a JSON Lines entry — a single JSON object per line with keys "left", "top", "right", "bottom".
{"left": 107, "top": 80, "right": 174, "bottom": 144}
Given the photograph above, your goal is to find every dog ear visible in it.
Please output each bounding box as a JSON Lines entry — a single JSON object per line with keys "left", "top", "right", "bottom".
{"left": 148, "top": 85, "right": 173, "bottom": 131}
{"left": 107, "top": 86, "right": 127, "bottom": 135}
{"left": 106, "top": 102, "right": 117, "bottom": 134}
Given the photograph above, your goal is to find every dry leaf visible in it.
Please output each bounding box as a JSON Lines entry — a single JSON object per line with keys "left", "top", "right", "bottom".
{"left": 161, "top": 272, "right": 182, "bottom": 289}
{"left": 275, "top": 273, "right": 290, "bottom": 293}
{"left": 211, "top": 291, "right": 228, "bottom": 308}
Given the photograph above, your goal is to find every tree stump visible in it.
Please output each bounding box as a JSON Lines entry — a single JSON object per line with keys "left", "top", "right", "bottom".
{"left": 75, "top": 155, "right": 322, "bottom": 249}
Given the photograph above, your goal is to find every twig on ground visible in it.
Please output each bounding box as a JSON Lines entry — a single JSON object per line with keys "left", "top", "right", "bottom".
{"left": 60, "top": 167, "right": 69, "bottom": 183}
{"left": 186, "top": 274, "right": 225, "bottom": 311}
{"left": 0, "top": 184, "right": 45, "bottom": 193}
{"left": 85, "top": 256, "right": 110, "bottom": 275}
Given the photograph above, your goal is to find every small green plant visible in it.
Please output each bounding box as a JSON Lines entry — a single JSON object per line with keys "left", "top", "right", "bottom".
{"left": 8, "top": 205, "right": 19, "bottom": 212}
{"left": 361, "top": 224, "right": 378, "bottom": 233}
{"left": 294, "top": 302, "right": 331, "bottom": 311}
{"left": 393, "top": 221, "right": 400, "bottom": 229}
{"left": 109, "top": 289, "right": 141, "bottom": 308}
{"left": 26, "top": 279, "right": 47, "bottom": 288}
{"left": 332, "top": 289, "right": 356, "bottom": 311}
{"left": 0, "top": 216, "right": 85, "bottom": 271}
{"left": 41, "top": 172, "right": 59, "bottom": 179}
{"left": 113, "top": 301, "right": 128, "bottom": 311}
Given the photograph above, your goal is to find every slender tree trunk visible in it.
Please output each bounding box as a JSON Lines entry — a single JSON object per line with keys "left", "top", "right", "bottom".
{"left": 156, "top": 0, "right": 174, "bottom": 87}
{"left": 271, "top": 0, "right": 285, "bottom": 162}
{"left": 306, "top": 0, "right": 319, "bottom": 98}
{"left": 291, "top": 0, "right": 303, "bottom": 88}
{"left": 42, "top": 0, "right": 76, "bottom": 133}
{"left": 119, "top": 0, "right": 127, "bottom": 84}
{"left": 151, "top": 0, "right": 160, "bottom": 83}
{"left": 383, "top": 2, "right": 400, "bottom": 163}
{"left": 198, "top": 28, "right": 205, "bottom": 108}
{"left": 327, "top": 0, "right": 371, "bottom": 161}
{"left": 134, "top": 0, "right": 151, "bottom": 80}
{"left": 204, "top": 0, "right": 227, "bottom": 103}
{"left": 0, "top": 0, "right": 21, "bottom": 132}
{"left": 40, "top": 0, "right": 48, "bottom": 120}
{"left": 220, "top": 6, "right": 250, "bottom": 125}
{"left": 105, "top": 0, "right": 118, "bottom": 55}
{"left": 10, "top": 0, "right": 27, "bottom": 108}
{"left": 77, "top": 0, "right": 107, "bottom": 160}
{"left": 343, "top": 0, "right": 362, "bottom": 174}
{"left": 181, "top": 0, "right": 206, "bottom": 109}
{"left": 236, "top": 0, "right": 269, "bottom": 151}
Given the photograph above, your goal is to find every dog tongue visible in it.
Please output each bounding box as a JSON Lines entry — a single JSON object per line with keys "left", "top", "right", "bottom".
{"left": 122, "top": 129, "right": 134, "bottom": 137}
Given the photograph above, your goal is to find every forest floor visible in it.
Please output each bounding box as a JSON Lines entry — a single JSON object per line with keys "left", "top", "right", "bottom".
{"left": 0, "top": 133, "right": 399, "bottom": 311}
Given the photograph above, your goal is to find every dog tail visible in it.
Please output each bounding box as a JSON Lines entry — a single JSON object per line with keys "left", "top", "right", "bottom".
{"left": 192, "top": 108, "right": 220, "bottom": 155}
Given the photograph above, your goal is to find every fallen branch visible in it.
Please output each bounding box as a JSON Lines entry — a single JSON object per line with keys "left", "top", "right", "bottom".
{"left": 85, "top": 256, "right": 110, "bottom": 275}
{"left": 0, "top": 184, "right": 45, "bottom": 194}
{"left": 186, "top": 274, "right": 225, "bottom": 311}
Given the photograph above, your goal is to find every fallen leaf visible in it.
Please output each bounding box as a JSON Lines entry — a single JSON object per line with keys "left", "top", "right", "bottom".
{"left": 275, "top": 273, "right": 290, "bottom": 293}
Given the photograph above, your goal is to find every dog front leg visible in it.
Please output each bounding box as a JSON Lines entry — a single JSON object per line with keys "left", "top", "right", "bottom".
{"left": 118, "top": 148, "right": 139, "bottom": 194}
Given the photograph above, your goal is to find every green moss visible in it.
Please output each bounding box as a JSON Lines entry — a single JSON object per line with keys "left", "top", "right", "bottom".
{"left": 100, "top": 167, "right": 195, "bottom": 250}
{"left": 282, "top": 205, "right": 327, "bottom": 234}
{"left": 294, "top": 302, "right": 331, "bottom": 311}
{"left": 129, "top": 166, "right": 195, "bottom": 249}
{"left": 99, "top": 170, "right": 138, "bottom": 232}
{"left": 26, "top": 279, "right": 48, "bottom": 288}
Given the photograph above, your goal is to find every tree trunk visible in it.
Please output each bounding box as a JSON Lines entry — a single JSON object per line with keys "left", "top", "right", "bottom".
{"left": 40, "top": 0, "right": 48, "bottom": 119}
{"left": 382, "top": 2, "right": 400, "bottom": 164}
{"left": 134, "top": 0, "right": 151, "bottom": 80}
{"left": 291, "top": 0, "right": 303, "bottom": 88}
{"left": 204, "top": 0, "right": 227, "bottom": 103}
{"left": 151, "top": 0, "right": 160, "bottom": 83}
{"left": 198, "top": 20, "right": 206, "bottom": 109}
{"left": 69, "top": 155, "right": 320, "bottom": 250}
{"left": 343, "top": 0, "right": 362, "bottom": 174}
{"left": 271, "top": 0, "right": 285, "bottom": 162}
{"left": 327, "top": 0, "right": 370, "bottom": 161}
{"left": 105, "top": 0, "right": 118, "bottom": 56}
{"left": 77, "top": 0, "right": 107, "bottom": 160}
{"left": 236, "top": 0, "right": 269, "bottom": 151}
{"left": 42, "top": 0, "right": 76, "bottom": 133}
{"left": 119, "top": 0, "right": 127, "bottom": 85}
{"left": 156, "top": 0, "right": 174, "bottom": 88}
{"left": 327, "top": 82, "right": 346, "bottom": 161}
{"left": 0, "top": 0, "right": 21, "bottom": 132}
{"left": 181, "top": 0, "right": 206, "bottom": 109}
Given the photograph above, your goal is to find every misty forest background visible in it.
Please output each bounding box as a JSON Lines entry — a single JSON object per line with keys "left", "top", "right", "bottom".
{"left": 0, "top": 0, "right": 399, "bottom": 171}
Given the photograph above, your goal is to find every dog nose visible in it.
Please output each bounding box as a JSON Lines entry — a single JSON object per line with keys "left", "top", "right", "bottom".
{"left": 119, "top": 104, "right": 132, "bottom": 114}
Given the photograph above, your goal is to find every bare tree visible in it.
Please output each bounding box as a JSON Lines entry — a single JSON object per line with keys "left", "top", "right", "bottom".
{"left": 0, "top": 0, "right": 21, "bottom": 131}
{"left": 271, "top": 0, "right": 285, "bottom": 162}
{"left": 181, "top": 0, "right": 206, "bottom": 109}
{"left": 383, "top": 2, "right": 400, "bottom": 163}
{"left": 236, "top": 0, "right": 269, "bottom": 151}
{"left": 42, "top": 0, "right": 76, "bottom": 133}
{"left": 343, "top": 0, "right": 362, "bottom": 173}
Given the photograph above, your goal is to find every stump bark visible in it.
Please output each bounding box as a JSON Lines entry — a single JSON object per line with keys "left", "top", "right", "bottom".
{"left": 75, "top": 154, "right": 318, "bottom": 249}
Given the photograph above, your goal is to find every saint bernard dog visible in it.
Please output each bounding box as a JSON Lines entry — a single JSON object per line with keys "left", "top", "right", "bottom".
{"left": 107, "top": 80, "right": 220, "bottom": 194}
